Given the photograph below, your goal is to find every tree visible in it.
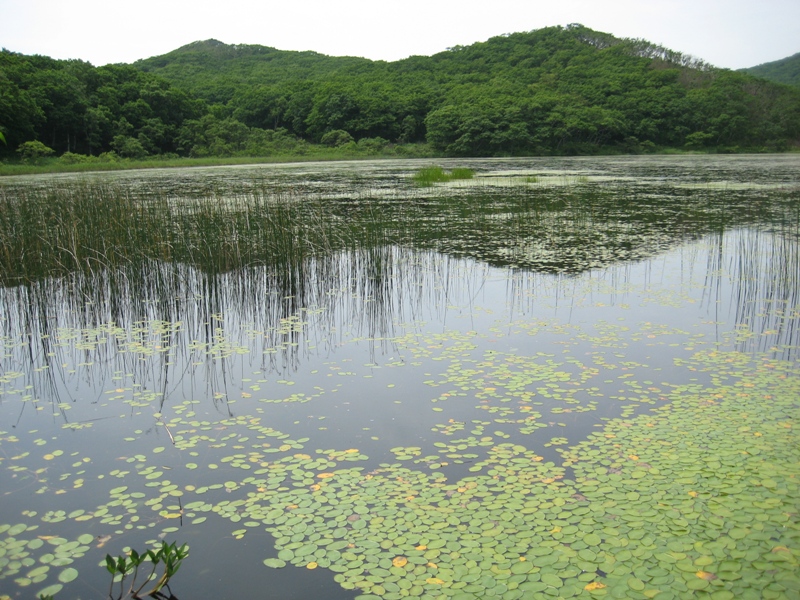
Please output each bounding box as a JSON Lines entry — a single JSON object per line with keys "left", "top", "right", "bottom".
{"left": 28, "top": 68, "right": 88, "bottom": 152}
{"left": 320, "top": 129, "right": 353, "bottom": 147}
{"left": 176, "top": 114, "right": 251, "bottom": 156}
{"left": 2, "top": 26, "right": 800, "bottom": 159}
{"left": 84, "top": 105, "right": 114, "bottom": 154}
{"left": 16, "top": 140, "right": 55, "bottom": 162}
{"left": 111, "top": 135, "right": 148, "bottom": 158}
{"left": 0, "top": 74, "right": 44, "bottom": 154}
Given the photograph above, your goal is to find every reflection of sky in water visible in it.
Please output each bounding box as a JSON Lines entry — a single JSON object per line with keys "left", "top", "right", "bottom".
{"left": 0, "top": 156, "right": 798, "bottom": 599}
{"left": 1, "top": 227, "right": 795, "bottom": 463}
{"left": 4, "top": 225, "right": 797, "bottom": 429}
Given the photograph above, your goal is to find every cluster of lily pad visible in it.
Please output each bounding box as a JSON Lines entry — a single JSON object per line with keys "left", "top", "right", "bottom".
{"left": 2, "top": 326, "right": 797, "bottom": 599}
{"left": 0, "top": 524, "right": 86, "bottom": 597}
{"left": 1, "top": 182, "right": 798, "bottom": 599}
{"left": 247, "top": 350, "right": 799, "bottom": 599}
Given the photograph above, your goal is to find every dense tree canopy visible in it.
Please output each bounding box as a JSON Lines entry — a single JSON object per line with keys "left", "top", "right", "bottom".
{"left": 0, "top": 53, "right": 205, "bottom": 156}
{"left": 742, "top": 52, "right": 800, "bottom": 88}
{"left": 2, "top": 25, "right": 799, "bottom": 160}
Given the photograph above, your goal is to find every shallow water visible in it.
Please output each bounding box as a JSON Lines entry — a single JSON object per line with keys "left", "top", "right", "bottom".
{"left": 1, "top": 155, "right": 798, "bottom": 600}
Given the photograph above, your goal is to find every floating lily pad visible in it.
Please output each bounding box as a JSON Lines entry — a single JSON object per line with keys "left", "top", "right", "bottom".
{"left": 263, "top": 558, "right": 286, "bottom": 568}
{"left": 58, "top": 567, "right": 79, "bottom": 583}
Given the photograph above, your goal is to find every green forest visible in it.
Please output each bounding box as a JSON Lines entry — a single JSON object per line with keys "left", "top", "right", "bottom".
{"left": 742, "top": 52, "right": 800, "bottom": 88}
{"left": 2, "top": 24, "right": 799, "bottom": 165}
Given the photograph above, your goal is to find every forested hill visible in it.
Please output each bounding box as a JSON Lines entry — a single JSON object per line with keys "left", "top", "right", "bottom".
{"left": 741, "top": 52, "right": 800, "bottom": 88}
{"left": 134, "top": 39, "right": 376, "bottom": 104}
{"left": 135, "top": 27, "right": 800, "bottom": 154}
{"left": 2, "top": 25, "right": 800, "bottom": 160}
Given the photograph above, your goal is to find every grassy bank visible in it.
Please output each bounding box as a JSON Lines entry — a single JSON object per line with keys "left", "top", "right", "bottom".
{"left": 0, "top": 144, "right": 437, "bottom": 177}
{"left": 3, "top": 145, "right": 797, "bottom": 178}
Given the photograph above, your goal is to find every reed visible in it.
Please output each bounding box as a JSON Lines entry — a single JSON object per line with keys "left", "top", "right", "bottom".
{"left": 0, "top": 183, "right": 364, "bottom": 286}
{"left": 412, "top": 166, "right": 475, "bottom": 186}
{"left": 1, "top": 175, "right": 797, "bottom": 289}
{"left": 2, "top": 174, "right": 798, "bottom": 405}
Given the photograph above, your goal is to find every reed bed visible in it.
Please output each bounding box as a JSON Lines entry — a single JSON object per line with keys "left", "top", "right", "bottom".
{"left": 1, "top": 175, "right": 798, "bottom": 377}
{"left": 1, "top": 177, "right": 798, "bottom": 290}
{"left": 0, "top": 184, "right": 364, "bottom": 286}
{"left": 412, "top": 166, "right": 475, "bottom": 186}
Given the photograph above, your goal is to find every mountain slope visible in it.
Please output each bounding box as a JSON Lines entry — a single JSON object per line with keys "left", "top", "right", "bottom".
{"left": 3, "top": 25, "right": 799, "bottom": 159}
{"left": 133, "top": 25, "right": 800, "bottom": 154}
{"left": 741, "top": 52, "right": 800, "bottom": 87}
{"left": 134, "top": 39, "right": 376, "bottom": 104}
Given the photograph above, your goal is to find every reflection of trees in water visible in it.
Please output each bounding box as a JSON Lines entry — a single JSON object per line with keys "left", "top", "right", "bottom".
{"left": 408, "top": 185, "right": 800, "bottom": 273}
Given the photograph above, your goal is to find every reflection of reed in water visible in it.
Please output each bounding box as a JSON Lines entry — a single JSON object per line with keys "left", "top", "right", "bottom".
{"left": 0, "top": 245, "right": 495, "bottom": 416}
{"left": 701, "top": 226, "right": 800, "bottom": 360}
{"left": 1, "top": 178, "right": 798, "bottom": 412}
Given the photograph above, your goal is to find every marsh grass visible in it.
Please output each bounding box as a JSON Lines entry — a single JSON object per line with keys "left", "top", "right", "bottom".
{"left": 1, "top": 176, "right": 798, "bottom": 291}
{"left": 412, "top": 166, "right": 475, "bottom": 186}
{"left": 0, "top": 184, "right": 362, "bottom": 286}
{"left": 0, "top": 144, "right": 438, "bottom": 177}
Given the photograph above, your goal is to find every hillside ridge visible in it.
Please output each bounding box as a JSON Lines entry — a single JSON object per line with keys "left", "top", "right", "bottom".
{"left": 2, "top": 25, "right": 799, "bottom": 160}
{"left": 741, "top": 52, "right": 800, "bottom": 87}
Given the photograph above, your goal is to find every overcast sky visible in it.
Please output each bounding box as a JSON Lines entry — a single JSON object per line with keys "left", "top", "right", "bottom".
{"left": 1, "top": 0, "right": 798, "bottom": 70}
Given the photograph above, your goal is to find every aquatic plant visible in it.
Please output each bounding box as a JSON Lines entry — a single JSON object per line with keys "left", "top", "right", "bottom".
{"left": 1, "top": 157, "right": 798, "bottom": 600}
{"left": 0, "top": 183, "right": 365, "bottom": 285}
{"left": 105, "top": 541, "right": 189, "bottom": 599}
{"left": 2, "top": 167, "right": 797, "bottom": 288}
{"left": 412, "top": 166, "right": 475, "bottom": 186}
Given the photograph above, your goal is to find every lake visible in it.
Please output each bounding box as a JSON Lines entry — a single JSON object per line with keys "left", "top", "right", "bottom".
{"left": 1, "top": 155, "right": 798, "bottom": 600}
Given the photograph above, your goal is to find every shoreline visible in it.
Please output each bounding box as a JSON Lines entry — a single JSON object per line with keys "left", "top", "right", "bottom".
{"left": 2, "top": 147, "right": 798, "bottom": 178}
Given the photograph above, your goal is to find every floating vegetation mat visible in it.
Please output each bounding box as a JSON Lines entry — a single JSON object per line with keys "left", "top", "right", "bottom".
{"left": 0, "top": 155, "right": 799, "bottom": 599}
{"left": 1, "top": 341, "right": 798, "bottom": 599}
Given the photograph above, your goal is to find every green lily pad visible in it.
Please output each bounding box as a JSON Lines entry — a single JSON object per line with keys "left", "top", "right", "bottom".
{"left": 263, "top": 558, "right": 286, "bottom": 568}
{"left": 58, "top": 567, "right": 79, "bottom": 583}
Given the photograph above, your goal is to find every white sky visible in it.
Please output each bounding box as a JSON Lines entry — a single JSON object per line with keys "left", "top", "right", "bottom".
{"left": 1, "top": 0, "right": 798, "bottom": 70}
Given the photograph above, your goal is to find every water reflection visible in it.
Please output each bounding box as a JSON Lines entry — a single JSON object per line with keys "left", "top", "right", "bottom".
{"left": 0, "top": 156, "right": 798, "bottom": 600}
{"left": 2, "top": 225, "right": 797, "bottom": 423}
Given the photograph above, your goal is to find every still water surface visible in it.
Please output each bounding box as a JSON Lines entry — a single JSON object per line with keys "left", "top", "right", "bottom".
{"left": 1, "top": 156, "right": 798, "bottom": 599}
